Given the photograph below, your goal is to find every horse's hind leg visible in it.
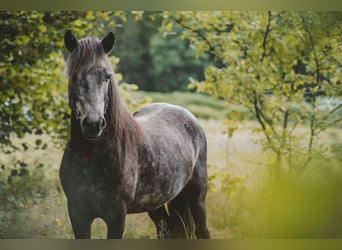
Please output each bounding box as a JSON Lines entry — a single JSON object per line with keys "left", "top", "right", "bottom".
{"left": 167, "top": 192, "right": 195, "bottom": 238}
{"left": 148, "top": 198, "right": 193, "bottom": 239}
{"left": 183, "top": 159, "right": 210, "bottom": 239}
{"left": 185, "top": 191, "right": 210, "bottom": 239}
{"left": 148, "top": 206, "right": 173, "bottom": 239}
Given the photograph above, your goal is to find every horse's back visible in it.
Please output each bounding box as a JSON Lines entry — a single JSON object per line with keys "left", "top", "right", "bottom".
{"left": 134, "top": 102, "right": 202, "bottom": 131}
{"left": 134, "top": 102, "right": 206, "bottom": 153}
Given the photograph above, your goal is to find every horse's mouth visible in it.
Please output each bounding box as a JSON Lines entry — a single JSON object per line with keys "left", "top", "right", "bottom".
{"left": 83, "top": 133, "right": 102, "bottom": 141}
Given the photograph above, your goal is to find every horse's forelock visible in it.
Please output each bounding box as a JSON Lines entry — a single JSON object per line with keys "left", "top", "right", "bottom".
{"left": 66, "top": 37, "right": 106, "bottom": 81}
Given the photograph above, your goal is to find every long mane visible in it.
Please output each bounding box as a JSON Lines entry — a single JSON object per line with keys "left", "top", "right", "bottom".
{"left": 66, "top": 36, "right": 141, "bottom": 166}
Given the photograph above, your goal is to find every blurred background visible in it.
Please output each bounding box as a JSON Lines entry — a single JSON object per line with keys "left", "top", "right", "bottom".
{"left": 0, "top": 11, "right": 342, "bottom": 238}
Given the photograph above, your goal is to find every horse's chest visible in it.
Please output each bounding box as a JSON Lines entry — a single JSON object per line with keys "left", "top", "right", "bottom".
{"left": 80, "top": 169, "right": 111, "bottom": 192}
{"left": 61, "top": 160, "right": 115, "bottom": 201}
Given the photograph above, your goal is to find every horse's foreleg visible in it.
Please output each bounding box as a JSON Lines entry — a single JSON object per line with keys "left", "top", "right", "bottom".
{"left": 106, "top": 216, "right": 126, "bottom": 239}
{"left": 67, "top": 200, "right": 93, "bottom": 239}
{"left": 104, "top": 205, "right": 127, "bottom": 239}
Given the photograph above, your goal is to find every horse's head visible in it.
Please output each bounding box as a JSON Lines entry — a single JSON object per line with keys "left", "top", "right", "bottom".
{"left": 64, "top": 30, "right": 115, "bottom": 140}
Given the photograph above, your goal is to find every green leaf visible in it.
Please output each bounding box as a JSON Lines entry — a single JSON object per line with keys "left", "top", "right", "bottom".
{"left": 11, "top": 169, "right": 18, "bottom": 177}
{"left": 74, "top": 20, "right": 82, "bottom": 27}
{"left": 38, "top": 24, "right": 47, "bottom": 33}
{"left": 35, "top": 129, "right": 43, "bottom": 135}
{"left": 19, "top": 161, "right": 28, "bottom": 168}
{"left": 35, "top": 139, "right": 42, "bottom": 146}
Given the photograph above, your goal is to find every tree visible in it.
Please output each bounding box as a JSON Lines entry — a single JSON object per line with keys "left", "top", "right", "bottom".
{"left": 114, "top": 11, "right": 158, "bottom": 91}
{"left": 148, "top": 26, "right": 211, "bottom": 92}
{"left": 162, "top": 11, "right": 342, "bottom": 176}
{"left": 115, "top": 11, "right": 212, "bottom": 92}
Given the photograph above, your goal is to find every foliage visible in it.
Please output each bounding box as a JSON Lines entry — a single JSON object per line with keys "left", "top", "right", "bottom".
{"left": 115, "top": 12, "right": 212, "bottom": 92}
{"left": 162, "top": 11, "right": 342, "bottom": 175}
{"left": 148, "top": 27, "right": 211, "bottom": 92}
{"left": 113, "top": 12, "right": 158, "bottom": 90}
{"left": 0, "top": 157, "right": 63, "bottom": 238}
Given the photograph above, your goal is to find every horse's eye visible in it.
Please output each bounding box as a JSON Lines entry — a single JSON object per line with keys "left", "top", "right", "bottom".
{"left": 105, "top": 72, "right": 112, "bottom": 81}
{"left": 74, "top": 108, "right": 81, "bottom": 118}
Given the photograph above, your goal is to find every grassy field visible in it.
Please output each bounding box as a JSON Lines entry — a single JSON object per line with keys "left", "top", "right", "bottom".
{"left": 1, "top": 91, "right": 342, "bottom": 239}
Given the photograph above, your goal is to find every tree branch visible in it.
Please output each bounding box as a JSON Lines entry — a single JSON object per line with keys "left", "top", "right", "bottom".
{"left": 311, "top": 103, "right": 342, "bottom": 135}
{"left": 261, "top": 11, "right": 272, "bottom": 63}
{"left": 289, "top": 119, "right": 300, "bottom": 137}
{"left": 251, "top": 91, "right": 282, "bottom": 149}
{"left": 327, "top": 103, "right": 342, "bottom": 116}
{"left": 283, "top": 110, "right": 289, "bottom": 130}
{"left": 173, "top": 17, "right": 227, "bottom": 68}
{"left": 297, "top": 14, "right": 323, "bottom": 173}
{"left": 302, "top": 15, "right": 321, "bottom": 98}
{"left": 253, "top": 92, "right": 271, "bottom": 143}
{"left": 313, "top": 117, "right": 342, "bottom": 136}
{"left": 300, "top": 118, "right": 315, "bottom": 172}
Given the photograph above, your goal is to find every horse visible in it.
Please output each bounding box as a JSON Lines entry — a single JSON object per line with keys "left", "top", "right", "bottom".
{"left": 59, "top": 30, "right": 210, "bottom": 239}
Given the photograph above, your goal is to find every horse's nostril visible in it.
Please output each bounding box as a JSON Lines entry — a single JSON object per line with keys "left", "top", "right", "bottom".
{"left": 82, "top": 117, "right": 92, "bottom": 128}
{"left": 100, "top": 118, "right": 106, "bottom": 130}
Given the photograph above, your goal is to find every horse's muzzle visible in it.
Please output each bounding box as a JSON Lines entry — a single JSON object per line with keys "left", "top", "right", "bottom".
{"left": 81, "top": 116, "right": 106, "bottom": 140}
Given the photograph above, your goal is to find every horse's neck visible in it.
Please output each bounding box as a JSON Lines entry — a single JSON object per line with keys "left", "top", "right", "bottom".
{"left": 106, "top": 103, "right": 141, "bottom": 148}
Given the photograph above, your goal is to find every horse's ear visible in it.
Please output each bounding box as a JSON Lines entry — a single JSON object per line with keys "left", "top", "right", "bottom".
{"left": 64, "top": 30, "right": 78, "bottom": 53}
{"left": 101, "top": 32, "right": 115, "bottom": 54}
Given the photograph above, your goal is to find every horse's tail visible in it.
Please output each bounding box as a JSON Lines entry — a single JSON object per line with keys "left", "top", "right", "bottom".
{"left": 167, "top": 193, "right": 195, "bottom": 239}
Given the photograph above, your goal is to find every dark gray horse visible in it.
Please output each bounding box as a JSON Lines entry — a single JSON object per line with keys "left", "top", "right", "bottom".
{"left": 60, "top": 30, "right": 210, "bottom": 239}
